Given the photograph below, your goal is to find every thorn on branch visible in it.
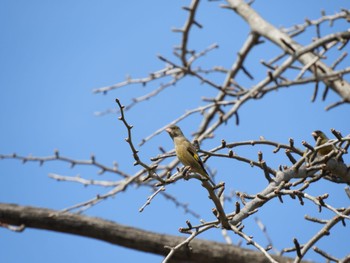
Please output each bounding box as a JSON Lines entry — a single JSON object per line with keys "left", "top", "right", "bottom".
{"left": 260, "top": 59, "right": 276, "bottom": 70}
{"left": 341, "top": 218, "right": 346, "bottom": 227}
{"left": 277, "top": 194, "right": 284, "bottom": 203}
{"left": 311, "top": 81, "right": 319, "bottom": 102}
{"left": 241, "top": 65, "right": 254, "bottom": 80}
{"left": 317, "top": 65, "right": 326, "bottom": 73}
{"left": 297, "top": 194, "right": 304, "bottom": 206}
{"left": 289, "top": 138, "right": 294, "bottom": 148}
{"left": 235, "top": 222, "right": 244, "bottom": 232}
{"left": 293, "top": 238, "right": 302, "bottom": 258}
{"left": 268, "top": 71, "right": 278, "bottom": 86}
{"left": 235, "top": 112, "right": 240, "bottom": 125}
{"left": 212, "top": 208, "right": 219, "bottom": 218}
{"left": 285, "top": 150, "right": 297, "bottom": 164}
{"left": 280, "top": 38, "right": 296, "bottom": 52}
{"left": 322, "top": 85, "right": 330, "bottom": 101}
{"left": 90, "top": 154, "right": 95, "bottom": 164}
{"left": 186, "top": 220, "right": 192, "bottom": 229}
{"left": 212, "top": 182, "right": 224, "bottom": 191}
{"left": 289, "top": 192, "right": 296, "bottom": 200}
{"left": 228, "top": 150, "right": 234, "bottom": 157}
{"left": 220, "top": 4, "right": 233, "bottom": 10}
{"left": 216, "top": 182, "right": 225, "bottom": 198}
{"left": 235, "top": 201, "right": 240, "bottom": 214}
{"left": 221, "top": 139, "right": 226, "bottom": 148}
{"left": 337, "top": 38, "right": 349, "bottom": 51}
{"left": 317, "top": 194, "right": 329, "bottom": 207}
{"left": 305, "top": 18, "right": 311, "bottom": 26}
{"left": 236, "top": 192, "right": 247, "bottom": 205}
{"left": 193, "top": 20, "right": 203, "bottom": 28}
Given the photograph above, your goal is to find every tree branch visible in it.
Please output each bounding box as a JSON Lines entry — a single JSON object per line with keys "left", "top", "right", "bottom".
{"left": 226, "top": 0, "right": 350, "bottom": 102}
{"left": 0, "top": 203, "right": 314, "bottom": 263}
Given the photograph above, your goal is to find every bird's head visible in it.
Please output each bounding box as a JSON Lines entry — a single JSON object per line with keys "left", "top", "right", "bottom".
{"left": 312, "top": 130, "right": 327, "bottom": 141}
{"left": 165, "top": 125, "right": 184, "bottom": 139}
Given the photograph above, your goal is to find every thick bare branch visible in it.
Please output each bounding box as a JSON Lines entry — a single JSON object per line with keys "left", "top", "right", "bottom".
{"left": 0, "top": 203, "right": 313, "bottom": 263}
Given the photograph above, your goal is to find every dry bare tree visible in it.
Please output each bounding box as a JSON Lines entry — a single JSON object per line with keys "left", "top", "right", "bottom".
{"left": 1, "top": 1, "right": 350, "bottom": 262}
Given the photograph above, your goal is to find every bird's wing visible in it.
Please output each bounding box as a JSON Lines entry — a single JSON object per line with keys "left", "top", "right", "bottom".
{"left": 186, "top": 145, "right": 208, "bottom": 175}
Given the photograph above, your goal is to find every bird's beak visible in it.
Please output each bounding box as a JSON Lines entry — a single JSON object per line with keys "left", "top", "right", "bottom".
{"left": 165, "top": 127, "right": 171, "bottom": 133}
{"left": 311, "top": 131, "right": 317, "bottom": 139}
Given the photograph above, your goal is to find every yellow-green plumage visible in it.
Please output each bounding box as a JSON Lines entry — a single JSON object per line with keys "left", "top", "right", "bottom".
{"left": 166, "top": 125, "right": 213, "bottom": 184}
{"left": 312, "top": 130, "right": 332, "bottom": 155}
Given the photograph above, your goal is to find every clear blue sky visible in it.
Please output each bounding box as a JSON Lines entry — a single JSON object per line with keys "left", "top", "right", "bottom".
{"left": 1, "top": 0, "right": 349, "bottom": 262}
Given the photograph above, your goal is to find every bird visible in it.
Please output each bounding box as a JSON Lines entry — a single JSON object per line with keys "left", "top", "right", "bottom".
{"left": 311, "top": 130, "right": 333, "bottom": 155}
{"left": 165, "top": 125, "right": 214, "bottom": 185}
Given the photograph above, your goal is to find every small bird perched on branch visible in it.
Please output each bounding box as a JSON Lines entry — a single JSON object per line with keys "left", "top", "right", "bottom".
{"left": 166, "top": 125, "right": 214, "bottom": 186}
{"left": 312, "top": 130, "right": 333, "bottom": 155}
